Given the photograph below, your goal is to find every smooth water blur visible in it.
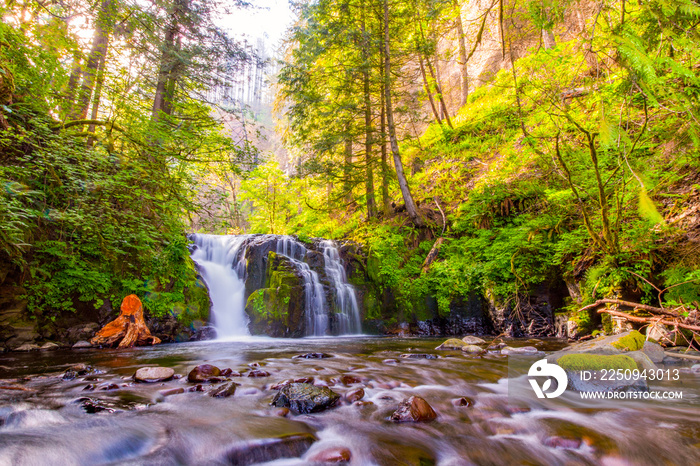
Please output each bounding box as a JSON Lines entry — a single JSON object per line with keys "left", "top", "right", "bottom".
{"left": 1, "top": 338, "right": 700, "bottom": 465}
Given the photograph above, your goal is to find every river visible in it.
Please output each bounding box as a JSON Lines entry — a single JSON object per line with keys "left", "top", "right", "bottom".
{"left": 1, "top": 337, "right": 699, "bottom": 465}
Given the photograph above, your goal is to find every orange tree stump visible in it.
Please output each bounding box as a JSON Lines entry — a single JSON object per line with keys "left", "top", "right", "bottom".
{"left": 90, "top": 294, "right": 161, "bottom": 349}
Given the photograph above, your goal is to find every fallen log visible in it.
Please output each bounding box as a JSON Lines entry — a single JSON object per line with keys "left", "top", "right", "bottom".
{"left": 580, "top": 298, "right": 680, "bottom": 318}
{"left": 421, "top": 237, "right": 444, "bottom": 274}
{"left": 90, "top": 294, "right": 161, "bottom": 349}
{"left": 596, "top": 309, "right": 700, "bottom": 332}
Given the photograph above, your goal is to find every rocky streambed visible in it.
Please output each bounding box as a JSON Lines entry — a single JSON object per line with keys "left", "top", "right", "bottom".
{"left": 1, "top": 337, "right": 700, "bottom": 465}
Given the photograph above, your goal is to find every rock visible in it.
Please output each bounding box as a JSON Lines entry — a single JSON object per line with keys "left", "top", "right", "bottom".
{"left": 65, "top": 322, "right": 100, "bottom": 343}
{"left": 271, "top": 383, "right": 340, "bottom": 414}
{"left": 462, "top": 336, "right": 486, "bottom": 345}
{"left": 549, "top": 330, "right": 646, "bottom": 363}
{"left": 557, "top": 353, "right": 648, "bottom": 392}
{"left": 224, "top": 433, "right": 317, "bottom": 465}
{"left": 451, "top": 397, "right": 474, "bottom": 407}
{"left": 40, "top": 342, "right": 60, "bottom": 351}
{"left": 74, "top": 397, "right": 116, "bottom": 414}
{"left": 461, "top": 345, "right": 484, "bottom": 354}
{"left": 293, "top": 353, "right": 333, "bottom": 359}
{"left": 501, "top": 346, "right": 541, "bottom": 356}
{"left": 188, "top": 364, "right": 221, "bottom": 383}
{"left": 340, "top": 374, "right": 361, "bottom": 385}
{"left": 90, "top": 295, "right": 161, "bottom": 348}
{"left": 691, "top": 364, "right": 700, "bottom": 373}
{"left": 72, "top": 340, "right": 92, "bottom": 349}
{"left": 641, "top": 341, "right": 665, "bottom": 363}
{"left": 400, "top": 353, "right": 438, "bottom": 360}
{"left": 98, "top": 383, "right": 119, "bottom": 391}
{"left": 309, "top": 446, "right": 352, "bottom": 463}
{"left": 345, "top": 387, "right": 364, "bottom": 402}
{"left": 220, "top": 368, "right": 233, "bottom": 377}
{"left": 390, "top": 396, "right": 437, "bottom": 423}
{"left": 647, "top": 322, "right": 671, "bottom": 343}
{"left": 15, "top": 343, "right": 41, "bottom": 351}
{"left": 382, "top": 358, "right": 399, "bottom": 365}
{"left": 247, "top": 370, "right": 270, "bottom": 378}
{"left": 543, "top": 436, "right": 582, "bottom": 449}
{"left": 626, "top": 351, "right": 657, "bottom": 371}
{"left": 189, "top": 384, "right": 205, "bottom": 392}
{"left": 134, "top": 366, "right": 175, "bottom": 383}
{"left": 210, "top": 382, "right": 239, "bottom": 398}
{"left": 159, "top": 387, "right": 185, "bottom": 397}
{"left": 192, "top": 325, "right": 217, "bottom": 341}
{"left": 435, "top": 338, "right": 466, "bottom": 350}
{"left": 62, "top": 364, "right": 97, "bottom": 380}
{"left": 271, "top": 407, "right": 290, "bottom": 417}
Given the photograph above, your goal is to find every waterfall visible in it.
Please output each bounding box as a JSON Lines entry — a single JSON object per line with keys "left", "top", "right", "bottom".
{"left": 275, "top": 236, "right": 328, "bottom": 336}
{"left": 190, "top": 234, "right": 250, "bottom": 338}
{"left": 320, "top": 240, "right": 362, "bottom": 334}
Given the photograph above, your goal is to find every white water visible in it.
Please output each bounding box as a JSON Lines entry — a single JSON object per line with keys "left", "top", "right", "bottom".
{"left": 320, "top": 240, "right": 362, "bottom": 334}
{"left": 190, "top": 234, "right": 250, "bottom": 339}
{"left": 275, "top": 236, "right": 328, "bottom": 336}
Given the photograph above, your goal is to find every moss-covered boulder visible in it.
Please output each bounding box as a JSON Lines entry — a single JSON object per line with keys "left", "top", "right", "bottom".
{"left": 245, "top": 252, "right": 306, "bottom": 338}
{"left": 610, "top": 330, "right": 645, "bottom": 351}
{"left": 556, "top": 353, "right": 648, "bottom": 392}
{"left": 435, "top": 338, "right": 466, "bottom": 350}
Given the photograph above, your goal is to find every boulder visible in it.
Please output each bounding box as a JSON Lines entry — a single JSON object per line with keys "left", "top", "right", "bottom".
{"left": 641, "top": 341, "right": 665, "bottom": 363}
{"left": 309, "top": 446, "right": 351, "bottom": 463}
{"left": 549, "top": 330, "right": 645, "bottom": 362}
{"left": 271, "top": 383, "right": 340, "bottom": 414}
{"left": 344, "top": 387, "right": 364, "bottom": 402}
{"left": 210, "top": 382, "right": 239, "bottom": 398}
{"left": 461, "top": 345, "right": 484, "bottom": 354}
{"left": 188, "top": 364, "right": 221, "bottom": 383}
{"left": 62, "top": 364, "right": 97, "bottom": 380}
{"left": 625, "top": 351, "right": 657, "bottom": 371}
{"left": 400, "top": 353, "right": 438, "bottom": 360}
{"left": 15, "top": 343, "right": 41, "bottom": 352}
{"left": 435, "top": 338, "right": 466, "bottom": 350}
{"left": 135, "top": 366, "right": 175, "bottom": 383}
{"left": 557, "top": 353, "right": 648, "bottom": 392}
{"left": 390, "top": 396, "right": 437, "bottom": 423}
{"left": 90, "top": 295, "right": 161, "bottom": 349}
{"left": 40, "top": 342, "right": 59, "bottom": 351}
{"left": 501, "top": 346, "right": 541, "bottom": 356}
{"left": 72, "top": 340, "right": 92, "bottom": 349}
{"left": 462, "top": 336, "right": 486, "bottom": 345}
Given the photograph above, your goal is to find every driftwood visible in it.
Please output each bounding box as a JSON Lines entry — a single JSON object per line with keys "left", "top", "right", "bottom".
{"left": 90, "top": 294, "right": 161, "bottom": 349}
{"left": 580, "top": 298, "right": 680, "bottom": 318}
{"left": 421, "top": 237, "right": 444, "bottom": 274}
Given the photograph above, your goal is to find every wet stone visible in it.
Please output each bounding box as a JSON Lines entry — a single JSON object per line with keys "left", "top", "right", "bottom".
{"left": 62, "top": 364, "right": 96, "bottom": 380}
{"left": 98, "top": 383, "right": 119, "bottom": 391}
{"left": 209, "top": 382, "right": 239, "bottom": 398}
{"left": 270, "top": 407, "right": 290, "bottom": 417}
{"left": 189, "top": 384, "right": 205, "bottom": 392}
{"left": 461, "top": 345, "right": 484, "bottom": 354}
{"left": 224, "top": 433, "right": 317, "bottom": 465}
{"left": 187, "top": 364, "right": 221, "bottom": 383}
{"left": 345, "top": 387, "right": 364, "bottom": 403}
{"left": 451, "top": 397, "right": 474, "bottom": 407}
{"left": 390, "top": 396, "right": 437, "bottom": 423}
{"left": 134, "top": 366, "right": 175, "bottom": 383}
{"left": 159, "top": 387, "right": 185, "bottom": 397}
{"left": 382, "top": 358, "right": 399, "bottom": 365}
{"left": 400, "top": 353, "right": 438, "bottom": 360}
{"left": 462, "top": 336, "right": 487, "bottom": 345}
{"left": 220, "top": 368, "right": 233, "bottom": 377}
{"left": 72, "top": 340, "right": 92, "bottom": 349}
{"left": 500, "top": 346, "right": 541, "bottom": 356}
{"left": 309, "top": 446, "right": 352, "bottom": 463}
{"left": 271, "top": 383, "right": 340, "bottom": 414}
{"left": 293, "top": 353, "right": 333, "bottom": 359}
{"left": 543, "top": 436, "right": 583, "bottom": 449}
{"left": 340, "top": 374, "right": 361, "bottom": 385}
{"left": 74, "top": 397, "right": 116, "bottom": 414}
{"left": 248, "top": 370, "right": 271, "bottom": 378}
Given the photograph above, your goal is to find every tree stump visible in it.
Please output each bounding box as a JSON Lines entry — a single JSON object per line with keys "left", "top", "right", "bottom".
{"left": 90, "top": 295, "right": 161, "bottom": 349}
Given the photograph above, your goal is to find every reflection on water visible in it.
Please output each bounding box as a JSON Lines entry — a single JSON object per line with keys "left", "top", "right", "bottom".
{"left": 1, "top": 337, "right": 699, "bottom": 465}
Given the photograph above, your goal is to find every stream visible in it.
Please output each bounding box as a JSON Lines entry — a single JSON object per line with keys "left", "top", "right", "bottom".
{"left": 1, "top": 337, "right": 699, "bottom": 465}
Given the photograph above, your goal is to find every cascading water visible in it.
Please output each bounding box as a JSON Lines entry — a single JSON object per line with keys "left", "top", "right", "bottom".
{"left": 190, "top": 234, "right": 250, "bottom": 338}
{"left": 320, "top": 240, "right": 362, "bottom": 334}
{"left": 275, "top": 236, "right": 328, "bottom": 336}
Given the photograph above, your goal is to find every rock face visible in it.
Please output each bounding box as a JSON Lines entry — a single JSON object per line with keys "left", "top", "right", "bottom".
{"left": 188, "top": 364, "right": 221, "bottom": 383}
{"left": 271, "top": 383, "right": 340, "bottom": 414}
{"left": 135, "top": 367, "right": 175, "bottom": 383}
{"left": 90, "top": 295, "right": 161, "bottom": 349}
{"left": 390, "top": 396, "right": 437, "bottom": 423}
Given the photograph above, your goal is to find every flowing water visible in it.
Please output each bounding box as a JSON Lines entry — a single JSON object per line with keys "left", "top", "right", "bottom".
{"left": 190, "top": 234, "right": 250, "bottom": 338}
{"left": 320, "top": 240, "right": 361, "bottom": 335}
{"left": 1, "top": 338, "right": 699, "bottom": 465}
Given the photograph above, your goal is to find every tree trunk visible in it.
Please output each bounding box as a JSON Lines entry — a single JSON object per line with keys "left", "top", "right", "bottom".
{"left": 418, "top": 55, "right": 443, "bottom": 126}
{"left": 380, "top": 88, "right": 391, "bottom": 215}
{"left": 344, "top": 135, "right": 353, "bottom": 204}
{"left": 152, "top": 0, "right": 187, "bottom": 122}
{"left": 362, "top": 8, "right": 377, "bottom": 219}
{"left": 90, "top": 295, "right": 161, "bottom": 349}
{"left": 383, "top": 0, "right": 423, "bottom": 227}
{"left": 87, "top": 50, "right": 108, "bottom": 147}
{"left": 71, "top": 0, "right": 114, "bottom": 121}
{"left": 453, "top": 0, "right": 469, "bottom": 106}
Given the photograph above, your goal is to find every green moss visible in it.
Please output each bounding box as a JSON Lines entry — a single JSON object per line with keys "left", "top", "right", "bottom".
{"left": 558, "top": 353, "right": 638, "bottom": 371}
{"left": 611, "top": 330, "right": 645, "bottom": 351}
{"left": 436, "top": 338, "right": 466, "bottom": 349}
{"left": 601, "top": 313, "right": 613, "bottom": 335}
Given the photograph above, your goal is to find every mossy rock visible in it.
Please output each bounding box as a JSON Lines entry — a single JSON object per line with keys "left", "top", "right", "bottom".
{"left": 610, "top": 330, "right": 644, "bottom": 351}
{"left": 435, "top": 338, "right": 466, "bottom": 350}
{"left": 558, "top": 353, "right": 637, "bottom": 371}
